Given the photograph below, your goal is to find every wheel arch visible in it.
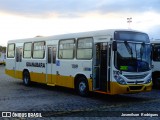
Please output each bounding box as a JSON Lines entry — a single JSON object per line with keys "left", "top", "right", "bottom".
{"left": 152, "top": 71, "right": 160, "bottom": 88}
{"left": 152, "top": 71, "right": 160, "bottom": 79}
{"left": 23, "top": 69, "right": 29, "bottom": 75}
{"left": 74, "top": 74, "right": 88, "bottom": 89}
{"left": 22, "top": 69, "right": 30, "bottom": 80}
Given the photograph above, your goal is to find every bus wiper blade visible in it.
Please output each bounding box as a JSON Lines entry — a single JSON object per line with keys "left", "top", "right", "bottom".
{"left": 140, "top": 42, "right": 145, "bottom": 61}
{"left": 124, "top": 41, "right": 133, "bottom": 57}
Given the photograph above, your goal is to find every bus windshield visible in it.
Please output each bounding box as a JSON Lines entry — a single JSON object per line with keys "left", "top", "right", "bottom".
{"left": 115, "top": 42, "right": 151, "bottom": 72}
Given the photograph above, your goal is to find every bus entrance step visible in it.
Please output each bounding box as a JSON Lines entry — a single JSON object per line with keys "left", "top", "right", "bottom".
{"left": 47, "top": 84, "right": 55, "bottom": 86}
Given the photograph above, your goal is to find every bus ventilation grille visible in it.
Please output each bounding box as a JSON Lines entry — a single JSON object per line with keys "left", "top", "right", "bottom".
{"left": 124, "top": 74, "right": 147, "bottom": 79}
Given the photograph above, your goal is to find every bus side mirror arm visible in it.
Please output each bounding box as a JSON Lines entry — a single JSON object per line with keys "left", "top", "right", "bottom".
{"left": 112, "top": 41, "right": 117, "bottom": 51}
{"left": 151, "top": 65, "right": 154, "bottom": 69}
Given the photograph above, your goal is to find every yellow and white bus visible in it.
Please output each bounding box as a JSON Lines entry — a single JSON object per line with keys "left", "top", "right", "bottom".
{"left": 5, "top": 29, "right": 152, "bottom": 96}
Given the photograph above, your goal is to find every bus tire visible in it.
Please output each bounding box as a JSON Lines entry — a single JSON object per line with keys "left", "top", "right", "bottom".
{"left": 23, "top": 71, "right": 31, "bottom": 86}
{"left": 154, "top": 78, "right": 160, "bottom": 89}
{"left": 152, "top": 73, "right": 160, "bottom": 89}
{"left": 76, "top": 77, "right": 89, "bottom": 97}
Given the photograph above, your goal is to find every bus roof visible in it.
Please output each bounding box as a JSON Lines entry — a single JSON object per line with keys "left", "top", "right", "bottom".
{"left": 7, "top": 29, "right": 146, "bottom": 43}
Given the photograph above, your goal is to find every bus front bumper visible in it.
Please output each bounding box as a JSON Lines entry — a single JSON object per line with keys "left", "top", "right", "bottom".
{"left": 110, "top": 81, "right": 152, "bottom": 95}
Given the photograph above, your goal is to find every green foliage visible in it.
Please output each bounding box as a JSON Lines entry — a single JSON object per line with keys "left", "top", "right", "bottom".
{"left": 0, "top": 46, "right": 6, "bottom": 52}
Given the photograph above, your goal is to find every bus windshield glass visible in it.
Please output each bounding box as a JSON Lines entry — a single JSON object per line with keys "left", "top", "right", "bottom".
{"left": 115, "top": 42, "right": 151, "bottom": 72}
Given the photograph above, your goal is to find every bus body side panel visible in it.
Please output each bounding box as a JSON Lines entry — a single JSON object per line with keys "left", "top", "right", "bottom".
{"left": 88, "top": 78, "right": 93, "bottom": 91}
{"left": 55, "top": 60, "right": 92, "bottom": 89}
{"left": 15, "top": 70, "right": 23, "bottom": 79}
{"left": 56, "top": 75, "right": 74, "bottom": 88}
{"left": 25, "top": 59, "right": 46, "bottom": 84}
{"left": 30, "top": 72, "right": 46, "bottom": 83}
{"left": 5, "top": 60, "right": 15, "bottom": 78}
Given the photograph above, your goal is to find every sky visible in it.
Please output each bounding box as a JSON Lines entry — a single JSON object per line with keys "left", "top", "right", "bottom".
{"left": 0, "top": 0, "right": 160, "bottom": 46}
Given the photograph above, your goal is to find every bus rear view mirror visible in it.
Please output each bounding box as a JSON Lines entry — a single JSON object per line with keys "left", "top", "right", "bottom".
{"left": 112, "top": 41, "right": 117, "bottom": 51}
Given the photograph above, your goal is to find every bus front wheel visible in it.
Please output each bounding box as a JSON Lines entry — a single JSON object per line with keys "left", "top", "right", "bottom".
{"left": 23, "top": 71, "right": 31, "bottom": 86}
{"left": 76, "top": 77, "right": 89, "bottom": 97}
{"left": 153, "top": 78, "right": 160, "bottom": 89}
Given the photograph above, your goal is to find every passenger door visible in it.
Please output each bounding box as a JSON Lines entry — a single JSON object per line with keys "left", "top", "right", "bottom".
{"left": 46, "top": 45, "right": 57, "bottom": 85}
{"left": 93, "top": 42, "right": 111, "bottom": 92}
{"left": 15, "top": 46, "right": 23, "bottom": 79}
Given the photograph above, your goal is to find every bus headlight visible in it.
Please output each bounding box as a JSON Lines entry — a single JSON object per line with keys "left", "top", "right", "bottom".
{"left": 114, "top": 71, "right": 126, "bottom": 85}
{"left": 145, "top": 76, "right": 152, "bottom": 84}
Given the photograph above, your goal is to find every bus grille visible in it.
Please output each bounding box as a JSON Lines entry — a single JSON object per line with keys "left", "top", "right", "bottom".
{"left": 124, "top": 74, "right": 147, "bottom": 79}
{"left": 129, "top": 86, "right": 143, "bottom": 90}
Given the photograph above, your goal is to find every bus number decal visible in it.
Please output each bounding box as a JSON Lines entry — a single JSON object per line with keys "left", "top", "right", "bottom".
{"left": 72, "top": 64, "right": 78, "bottom": 69}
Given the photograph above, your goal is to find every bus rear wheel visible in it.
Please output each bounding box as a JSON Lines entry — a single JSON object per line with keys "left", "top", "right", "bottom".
{"left": 23, "top": 71, "right": 31, "bottom": 86}
{"left": 76, "top": 77, "right": 89, "bottom": 97}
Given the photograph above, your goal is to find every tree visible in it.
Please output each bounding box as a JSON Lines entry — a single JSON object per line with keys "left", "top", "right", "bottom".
{"left": 0, "top": 46, "right": 6, "bottom": 53}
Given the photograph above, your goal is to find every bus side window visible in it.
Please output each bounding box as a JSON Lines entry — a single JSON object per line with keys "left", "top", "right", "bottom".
{"left": 23, "top": 42, "right": 32, "bottom": 59}
{"left": 33, "top": 41, "right": 45, "bottom": 59}
{"left": 77, "top": 37, "right": 93, "bottom": 60}
{"left": 153, "top": 44, "right": 160, "bottom": 61}
{"left": 7, "top": 43, "right": 15, "bottom": 58}
{"left": 58, "top": 39, "right": 75, "bottom": 59}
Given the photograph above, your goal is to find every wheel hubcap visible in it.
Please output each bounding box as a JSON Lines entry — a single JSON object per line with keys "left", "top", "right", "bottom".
{"left": 24, "top": 75, "right": 28, "bottom": 84}
{"left": 79, "top": 81, "right": 86, "bottom": 92}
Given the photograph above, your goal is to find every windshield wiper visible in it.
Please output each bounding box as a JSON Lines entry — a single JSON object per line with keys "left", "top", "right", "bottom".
{"left": 140, "top": 42, "right": 145, "bottom": 61}
{"left": 124, "top": 41, "right": 133, "bottom": 58}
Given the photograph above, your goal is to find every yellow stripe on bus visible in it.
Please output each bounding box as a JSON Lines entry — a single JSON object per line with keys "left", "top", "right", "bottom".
{"left": 5, "top": 69, "right": 92, "bottom": 90}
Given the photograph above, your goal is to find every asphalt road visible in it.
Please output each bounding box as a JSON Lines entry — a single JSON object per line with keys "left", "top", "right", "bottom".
{"left": 0, "top": 65, "right": 160, "bottom": 119}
